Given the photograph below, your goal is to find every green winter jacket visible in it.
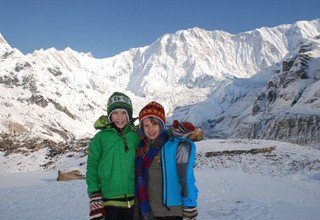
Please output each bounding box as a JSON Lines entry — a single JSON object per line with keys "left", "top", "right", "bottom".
{"left": 86, "top": 122, "right": 140, "bottom": 199}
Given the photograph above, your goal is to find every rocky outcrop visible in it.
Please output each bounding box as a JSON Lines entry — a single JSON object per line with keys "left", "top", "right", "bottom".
{"left": 204, "top": 146, "right": 276, "bottom": 157}
{"left": 0, "top": 132, "right": 89, "bottom": 157}
{"left": 234, "top": 114, "right": 320, "bottom": 145}
{"left": 57, "top": 169, "right": 85, "bottom": 181}
{"left": 234, "top": 37, "right": 320, "bottom": 145}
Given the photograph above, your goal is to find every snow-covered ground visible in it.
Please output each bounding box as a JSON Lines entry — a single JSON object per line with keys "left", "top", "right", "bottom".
{"left": 0, "top": 139, "right": 319, "bottom": 220}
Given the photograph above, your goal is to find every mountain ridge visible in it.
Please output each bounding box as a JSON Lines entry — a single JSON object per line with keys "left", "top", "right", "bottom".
{"left": 0, "top": 19, "right": 319, "bottom": 150}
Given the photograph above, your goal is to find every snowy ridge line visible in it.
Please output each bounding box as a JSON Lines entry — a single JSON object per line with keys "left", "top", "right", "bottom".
{"left": 1, "top": 19, "right": 320, "bottom": 145}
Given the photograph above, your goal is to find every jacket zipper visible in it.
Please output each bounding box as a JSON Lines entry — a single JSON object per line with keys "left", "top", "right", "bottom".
{"left": 125, "top": 194, "right": 131, "bottom": 208}
{"left": 162, "top": 145, "right": 168, "bottom": 206}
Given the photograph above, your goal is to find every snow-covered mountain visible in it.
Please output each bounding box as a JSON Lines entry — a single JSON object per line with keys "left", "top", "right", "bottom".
{"left": 179, "top": 29, "right": 320, "bottom": 145}
{"left": 0, "top": 19, "right": 319, "bottom": 152}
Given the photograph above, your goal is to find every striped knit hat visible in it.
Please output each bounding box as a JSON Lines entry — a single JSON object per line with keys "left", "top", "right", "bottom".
{"left": 107, "top": 92, "right": 133, "bottom": 121}
{"left": 172, "top": 120, "right": 196, "bottom": 137}
{"left": 139, "top": 101, "right": 166, "bottom": 130}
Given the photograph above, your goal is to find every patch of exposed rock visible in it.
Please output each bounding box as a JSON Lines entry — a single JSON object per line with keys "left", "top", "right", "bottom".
{"left": 57, "top": 169, "right": 85, "bottom": 181}
{"left": 0, "top": 133, "right": 90, "bottom": 162}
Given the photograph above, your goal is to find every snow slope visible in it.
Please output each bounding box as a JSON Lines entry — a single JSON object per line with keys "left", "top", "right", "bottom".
{"left": 1, "top": 139, "right": 319, "bottom": 220}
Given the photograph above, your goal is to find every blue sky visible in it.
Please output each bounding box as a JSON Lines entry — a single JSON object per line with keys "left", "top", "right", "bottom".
{"left": 1, "top": 0, "right": 319, "bottom": 58}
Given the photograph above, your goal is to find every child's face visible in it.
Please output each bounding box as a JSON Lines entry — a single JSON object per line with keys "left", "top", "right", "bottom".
{"left": 111, "top": 109, "right": 128, "bottom": 129}
{"left": 142, "top": 117, "right": 161, "bottom": 140}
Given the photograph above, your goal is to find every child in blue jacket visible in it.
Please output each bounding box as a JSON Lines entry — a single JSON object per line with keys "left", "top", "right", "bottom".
{"left": 136, "top": 101, "right": 198, "bottom": 220}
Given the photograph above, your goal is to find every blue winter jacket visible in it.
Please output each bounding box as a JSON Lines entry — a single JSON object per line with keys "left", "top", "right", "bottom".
{"left": 161, "top": 137, "right": 198, "bottom": 207}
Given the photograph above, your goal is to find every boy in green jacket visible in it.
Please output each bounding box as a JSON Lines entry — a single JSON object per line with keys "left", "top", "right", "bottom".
{"left": 86, "top": 92, "right": 140, "bottom": 220}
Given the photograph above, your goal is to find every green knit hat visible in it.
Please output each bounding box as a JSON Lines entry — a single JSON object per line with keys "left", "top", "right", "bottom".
{"left": 107, "top": 92, "right": 133, "bottom": 121}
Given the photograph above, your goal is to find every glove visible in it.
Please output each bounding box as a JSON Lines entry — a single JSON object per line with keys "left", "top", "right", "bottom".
{"left": 89, "top": 192, "right": 106, "bottom": 220}
{"left": 172, "top": 120, "right": 195, "bottom": 137}
{"left": 182, "top": 206, "right": 198, "bottom": 220}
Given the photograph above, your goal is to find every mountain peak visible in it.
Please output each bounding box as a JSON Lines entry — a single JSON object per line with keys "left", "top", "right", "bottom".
{"left": 0, "top": 33, "right": 13, "bottom": 56}
{"left": 0, "top": 19, "right": 319, "bottom": 145}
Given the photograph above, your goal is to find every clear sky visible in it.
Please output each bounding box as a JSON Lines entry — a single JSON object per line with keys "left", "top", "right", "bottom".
{"left": 1, "top": 0, "right": 319, "bottom": 58}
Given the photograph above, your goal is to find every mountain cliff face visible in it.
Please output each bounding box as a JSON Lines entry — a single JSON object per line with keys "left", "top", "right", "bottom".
{"left": 0, "top": 19, "right": 319, "bottom": 152}
{"left": 179, "top": 35, "right": 320, "bottom": 145}
{"left": 233, "top": 36, "right": 320, "bottom": 144}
